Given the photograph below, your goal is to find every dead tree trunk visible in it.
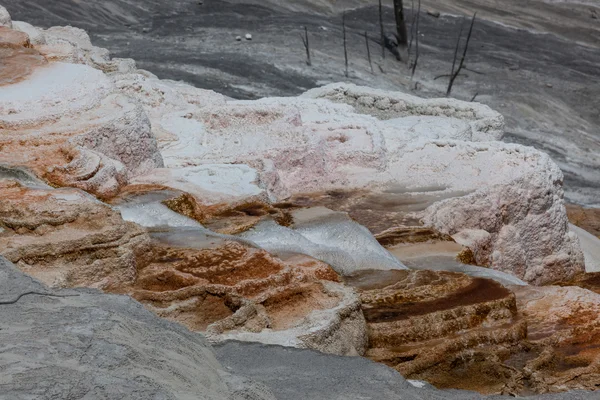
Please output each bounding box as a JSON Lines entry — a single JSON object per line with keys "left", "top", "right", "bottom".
{"left": 343, "top": 12, "right": 349, "bottom": 77}
{"left": 393, "top": 0, "right": 408, "bottom": 48}
{"left": 447, "top": 12, "right": 477, "bottom": 96}
{"left": 448, "top": 17, "right": 466, "bottom": 83}
{"left": 411, "top": 0, "right": 420, "bottom": 76}
{"left": 407, "top": 0, "right": 416, "bottom": 56}
{"left": 301, "top": 26, "right": 311, "bottom": 66}
{"left": 365, "top": 31, "right": 374, "bottom": 73}
{"left": 378, "top": 0, "right": 385, "bottom": 58}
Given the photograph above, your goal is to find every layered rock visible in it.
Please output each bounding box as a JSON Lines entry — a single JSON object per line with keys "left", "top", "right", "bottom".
{"left": 126, "top": 77, "right": 583, "bottom": 284}
{"left": 298, "top": 84, "right": 584, "bottom": 285}
{"left": 1, "top": 252, "right": 598, "bottom": 400}
{"left": 0, "top": 180, "right": 147, "bottom": 289}
{"left": 110, "top": 190, "right": 368, "bottom": 355}
{"left": 302, "top": 82, "right": 505, "bottom": 141}
{"left": 346, "top": 269, "right": 526, "bottom": 394}
{"left": 0, "top": 26, "right": 163, "bottom": 199}
{"left": 346, "top": 265, "right": 600, "bottom": 395}
{"left": 0, "top": 7, "right": 595, "bottom": 397}
{"left": 510, "top": 285, "right": 600, "bottom": 394}
{"left": 0, "top": 179, "right": 367, "bottom": 356}
{"left": 3, "top": 10, "right": 579, "bottom": 284}
{"left": 129, "top": 238, "right": 367, "bottom": 356}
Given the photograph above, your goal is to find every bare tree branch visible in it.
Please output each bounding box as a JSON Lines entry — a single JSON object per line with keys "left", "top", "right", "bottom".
{"left": 449, "top": 17, "right": 466, "bottom": 82}
{"left": 411, "top": 0, "right": 421, "bottom": 76}
{"left": 301, "top": 26, "right": 311, "bottom": 66}
{"left": 393, "top": 0, "right": 408, "bottom": 47}
{"left": 343, "top": 12, "right": 349, "bottom": 78}
{"left": 470, "top": 92, "right": 479, "bottom": 102}
{"left": 407, "top": 0, "right": 416, "bottom": 56}
{"left": 447, "top": 12, "right": 477, "bottom": 96}
{"left": 379, "top": 0, "right": 385, "bottom": 59}
{"left": 365, "top": 31, "right": 374, "bottom": 73}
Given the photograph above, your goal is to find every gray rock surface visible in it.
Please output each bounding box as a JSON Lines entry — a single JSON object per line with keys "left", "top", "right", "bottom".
{"left": 0, "top": 256, "right": 272, "bottom": 400}
{"left": 214, "top": 341, "right": 599, "bottom": 400}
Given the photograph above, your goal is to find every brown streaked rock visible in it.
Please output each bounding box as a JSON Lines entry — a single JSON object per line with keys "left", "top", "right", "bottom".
{"left": 0, "top": 180, "right": 366, "bottom": 356}
{"left": 347, "top": 269, "right": 527, "bottom": 394}
{"left": 0, "top": 26, "right": 30, "bottom": 47}
{"left": 0, "top": 181, "right": 148, "bottom": 289}
{"left": 0, "top": 26, "right": 46, "bottom": 87}
{"left": 0, "top": 61, "right": 163, "bottom": 198}
{"left": 567, "top": 203, "right": 600, "bottom": 238}
{"left": 128, "top": 238, "right": 367, "bottom": 356}
{"left": 510, "top": 285, "right": 600, "bottom": 393}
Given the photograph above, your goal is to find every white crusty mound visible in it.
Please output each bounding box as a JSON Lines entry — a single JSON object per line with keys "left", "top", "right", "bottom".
{"left": 0, "top": 5, "right": 11, "bottom": 28}
{"left": 0, "top": 26, "right": 163, "bottom": 198}
{"left": 302, "top": 82, "right": 505, "bottom": 141}
{"left": 0, "top": 11, "right": 584, "bottom": 286}
{"left": 421, "top": 143, "right": 584, "bottom": 284}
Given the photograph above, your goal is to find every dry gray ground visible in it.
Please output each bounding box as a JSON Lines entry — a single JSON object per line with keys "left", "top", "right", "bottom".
{"left": 3, "top": 0, "right": 600, "bottom": 205}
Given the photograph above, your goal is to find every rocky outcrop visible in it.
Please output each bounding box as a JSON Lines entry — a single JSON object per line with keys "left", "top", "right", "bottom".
{"left": 3, "top": 11, "right": 581, "bottom": 284}
{"left": 420, "top": 148, "right": 584, "bottom": 285}
{"left": 0, "top": 6, "right": 595, "bottom": 397}
{"left": 130, "top": 238, "right": 367, "bottom": 356}
{"left": 127, "top": 80, "right": 582, "bottom": 284}
{"left": 345, "top": 266, "right": 600, "bottom": 395}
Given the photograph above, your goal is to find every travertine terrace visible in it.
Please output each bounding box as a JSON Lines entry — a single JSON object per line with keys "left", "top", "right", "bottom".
{"left": 1, "top": 5, "right": 599, "bottom": 397}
